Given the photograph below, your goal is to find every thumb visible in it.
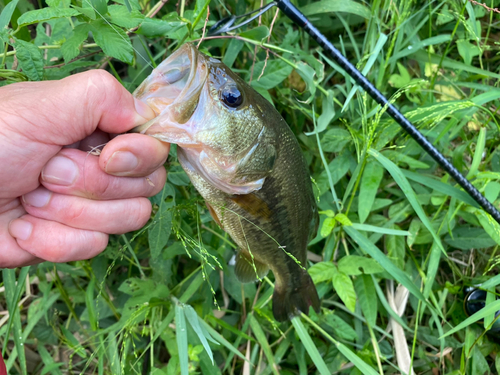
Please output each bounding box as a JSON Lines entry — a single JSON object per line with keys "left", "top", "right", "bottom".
{"left": 0, "top": 70, "right": 155, "bottom": 146}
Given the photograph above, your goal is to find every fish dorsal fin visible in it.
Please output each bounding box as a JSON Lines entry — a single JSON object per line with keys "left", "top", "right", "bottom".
{"left": 230, "top": 193, "right": 273, "bottom": 221}
{"left": 234, "top": 250, "right": 269, "bottom": 283}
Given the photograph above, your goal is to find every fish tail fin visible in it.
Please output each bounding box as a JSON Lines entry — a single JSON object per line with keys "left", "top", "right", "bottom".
{"left": 272, "top": 270, "right": 320, "bottom": 322}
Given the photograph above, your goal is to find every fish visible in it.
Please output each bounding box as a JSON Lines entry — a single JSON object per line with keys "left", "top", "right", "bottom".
{"left": 133, "top": 43, "right": 320, "bottom": 321}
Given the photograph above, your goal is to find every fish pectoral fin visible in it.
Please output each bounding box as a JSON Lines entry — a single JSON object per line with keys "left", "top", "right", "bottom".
{"left": 230, "top": 193, "right": 273, "bottom": 221}
{"left": 234, "top": 250, "right": 269, "bottom": 283}
{"left": 206, "top": 202, "right": 223, "bottom": 229}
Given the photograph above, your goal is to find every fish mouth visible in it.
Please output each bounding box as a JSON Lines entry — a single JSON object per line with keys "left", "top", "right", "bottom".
{"left": 132, "top": 44, "right": 207, "bottom": 144}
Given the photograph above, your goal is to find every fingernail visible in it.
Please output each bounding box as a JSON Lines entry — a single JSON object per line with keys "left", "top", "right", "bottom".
{"left": 134, "top": 98, "right": 156, "bottom": 124}
{"left": 23, "top": 188, "right": 52, "bottom": 208}
{"left": 9, "top": 219, "right": 33, "bottom": 241}
{"left": 106, "top": 151, "right": 139, "bottom": 175}
{"left": 42, "top": 156, "right": 78, "bottom": 186}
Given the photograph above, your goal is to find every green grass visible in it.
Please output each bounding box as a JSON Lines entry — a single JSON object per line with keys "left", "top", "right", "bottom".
{"left": 2, "top": 0, "right": 500, "bottom": 373}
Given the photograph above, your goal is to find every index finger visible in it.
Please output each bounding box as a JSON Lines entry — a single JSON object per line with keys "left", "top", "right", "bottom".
{"left": 0, "top": 70, "right": 155, "bottom": 147}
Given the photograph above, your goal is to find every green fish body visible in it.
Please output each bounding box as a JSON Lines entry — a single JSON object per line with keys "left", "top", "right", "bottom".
{"left": 133, "top": 44, "right": 319, "bottom": 321}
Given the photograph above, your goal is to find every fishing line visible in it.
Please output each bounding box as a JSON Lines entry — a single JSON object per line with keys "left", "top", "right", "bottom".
{"left": 210, "top": 0, "right": 500, "bottom": 225}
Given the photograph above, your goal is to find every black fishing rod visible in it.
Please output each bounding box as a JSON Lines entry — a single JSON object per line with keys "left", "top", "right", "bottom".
{"left": 209, "top": 0, "right": 500, "bottom": 225}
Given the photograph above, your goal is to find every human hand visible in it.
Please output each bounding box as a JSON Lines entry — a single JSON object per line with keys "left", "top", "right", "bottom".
{"left": 0, "top": 70, "right": 169, "bottom": 268}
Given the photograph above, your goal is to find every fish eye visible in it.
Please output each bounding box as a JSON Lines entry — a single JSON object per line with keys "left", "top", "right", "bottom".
{"left": 220, "top": 85, "right": 243, "bottom": 108}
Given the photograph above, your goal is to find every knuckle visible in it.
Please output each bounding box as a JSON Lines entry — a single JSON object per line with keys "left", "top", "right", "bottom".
{"left": 92, "top": 175, "right": 115, "bottom": 199}
{"left": 63, "top": 203, "right": 86, "bottom": 224}
{"left": 133, "top": 199, "right": 152, "bottom": 230}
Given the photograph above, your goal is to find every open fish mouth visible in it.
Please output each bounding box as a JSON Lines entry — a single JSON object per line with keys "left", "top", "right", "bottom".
{"left": 132, "top": 44, "right": 207, "bottom": 144}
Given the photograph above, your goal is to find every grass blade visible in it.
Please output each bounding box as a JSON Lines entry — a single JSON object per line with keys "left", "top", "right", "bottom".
{"left": 249, "top": 315, "right": 279, "bottom": 375}
{"left": 442, "top": 300, "right": 500, "bottom": 338}
{"left": 351, "top": 223, "right": 410, "bottom": 236}
{"left": 291, "top": 317, "right": 331, "bottom": 375}
{"left": 175, "top": 301, "right": 189, "bottom": 375}
{"left": 402, "top": 170, "right": 480, "bottom": 208}
{"left": 369, "top": 149, "right": 445, "bottom": 253}
{"left": 344, "top": 226, "right": 427, "bottom": 304}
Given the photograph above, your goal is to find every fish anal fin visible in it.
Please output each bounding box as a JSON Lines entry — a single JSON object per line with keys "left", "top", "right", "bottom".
{"left": 234, "top": 250, "right": 269, "bottom": 283}
{"left": 272, "top": 270, "right": 320, "bottom": 322}
{"left": 230, "top": 193, "right": 272, "bottom": 221}
{"left": 206, "top": 202, "right": 223, "bottom": 229}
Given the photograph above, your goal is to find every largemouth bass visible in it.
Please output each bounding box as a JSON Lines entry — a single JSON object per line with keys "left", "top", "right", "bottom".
{"left": 133, "top": 44, "right": 320, "bottom": 321}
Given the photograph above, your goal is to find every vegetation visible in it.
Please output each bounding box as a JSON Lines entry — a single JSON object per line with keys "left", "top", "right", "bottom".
{"left": 1, "top": 0, "right": 500, "bottom": 373}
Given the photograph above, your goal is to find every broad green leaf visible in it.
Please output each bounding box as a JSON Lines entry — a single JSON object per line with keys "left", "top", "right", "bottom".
{"left": 295, "top": 61, "right": 316, "bottom": 97}
{"left": 60, "top": 23, "right": 89, "bottom": 62}
{"left": 332, "top": 268, "right": 356, "bottom": 312}
{"left": 222, "top": 39, "right": 243, "bottom": 68}
{"left": 320, "top": 127, "right": 351, "bottom": 152}
{"left": 136, "top": 17, "right": 185, "bottom": 37}
{"left": 71, "top": 5, "right": 95, "bottom": 19}
{"left": 17, "top": 8, "right": 79, "bottom": 27}
{"left": 14, "top": 39, "right": 43, "bottom": 81}
{"left": 108, "top": 4, "right": 144, "bottom": 28}
{"left": 301, "top": 0, "right": 371, "bottom": 19}
{"left": 148, "top": 184, "right": 175, "bottom": 259}
{"left": 338, "top": 255, "right": 384, "bottom": 275}
{"left": 251, "top": 59, "right": 293, "bottom": 91}
{"left": 354, "top": 275, "right": 377, "bottom": 326}
{"left": 38, "top": 344, "right": 64, "bottom": 375}
{"left": 475, "top": 210, "right": 500, "bottom": 247}
{"left": 305, "top": 91, "right": 336, "bottom": 134}
{"left": 291, "top": 318, "right": 331, "bottom": 375}
{"left": 0, "top": 0, "right": 19, "bottom": 30}
{"left": 90, "top": 19, "right": 134, "bottom": 63}
{"left": 335, "top": 213, "right": 352, "bottom": 226}
{"left": 309, "top": 261, "right": 336, "bottom": 283}
{"left": 359, "top": 160, "right": 384, "bottom": 223}
{"left": 485, "top": 182, "right": 500, "bottom": 203}
{"left": 89, "top": 0, "right": 107, "bottom": 15}
{"left": 369, "top": 149, "right": 445, "bottom": 253}
{"left": 389, "top": 62, "right": 411, "bottom": 88}
{"left": 316, "top": 151, "right": 354, "bottom": 195}
{"left": 323, "top": 313, "right": 358, "bottom": 340}
{"left": 407, "top": 218, "right": 421, "bottom": 247}
{"left": 239, "top": 25, "right": 269, "bottom": 41}
{"left": 320, "top": 217, "right": 336, "bottom": 237}
{"left": 444, "top": 227, "right": 496, "bottom": 250}
{"left": 457, "top": 39, "right": 481, "bottom": 66}
{"left": 386, "top": 230, "right": 406, "bottom": 269}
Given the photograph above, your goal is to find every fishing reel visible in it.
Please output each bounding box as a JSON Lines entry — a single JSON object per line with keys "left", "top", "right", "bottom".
{"left": 463, "top": 287, "right": 500, "bottom": 334}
